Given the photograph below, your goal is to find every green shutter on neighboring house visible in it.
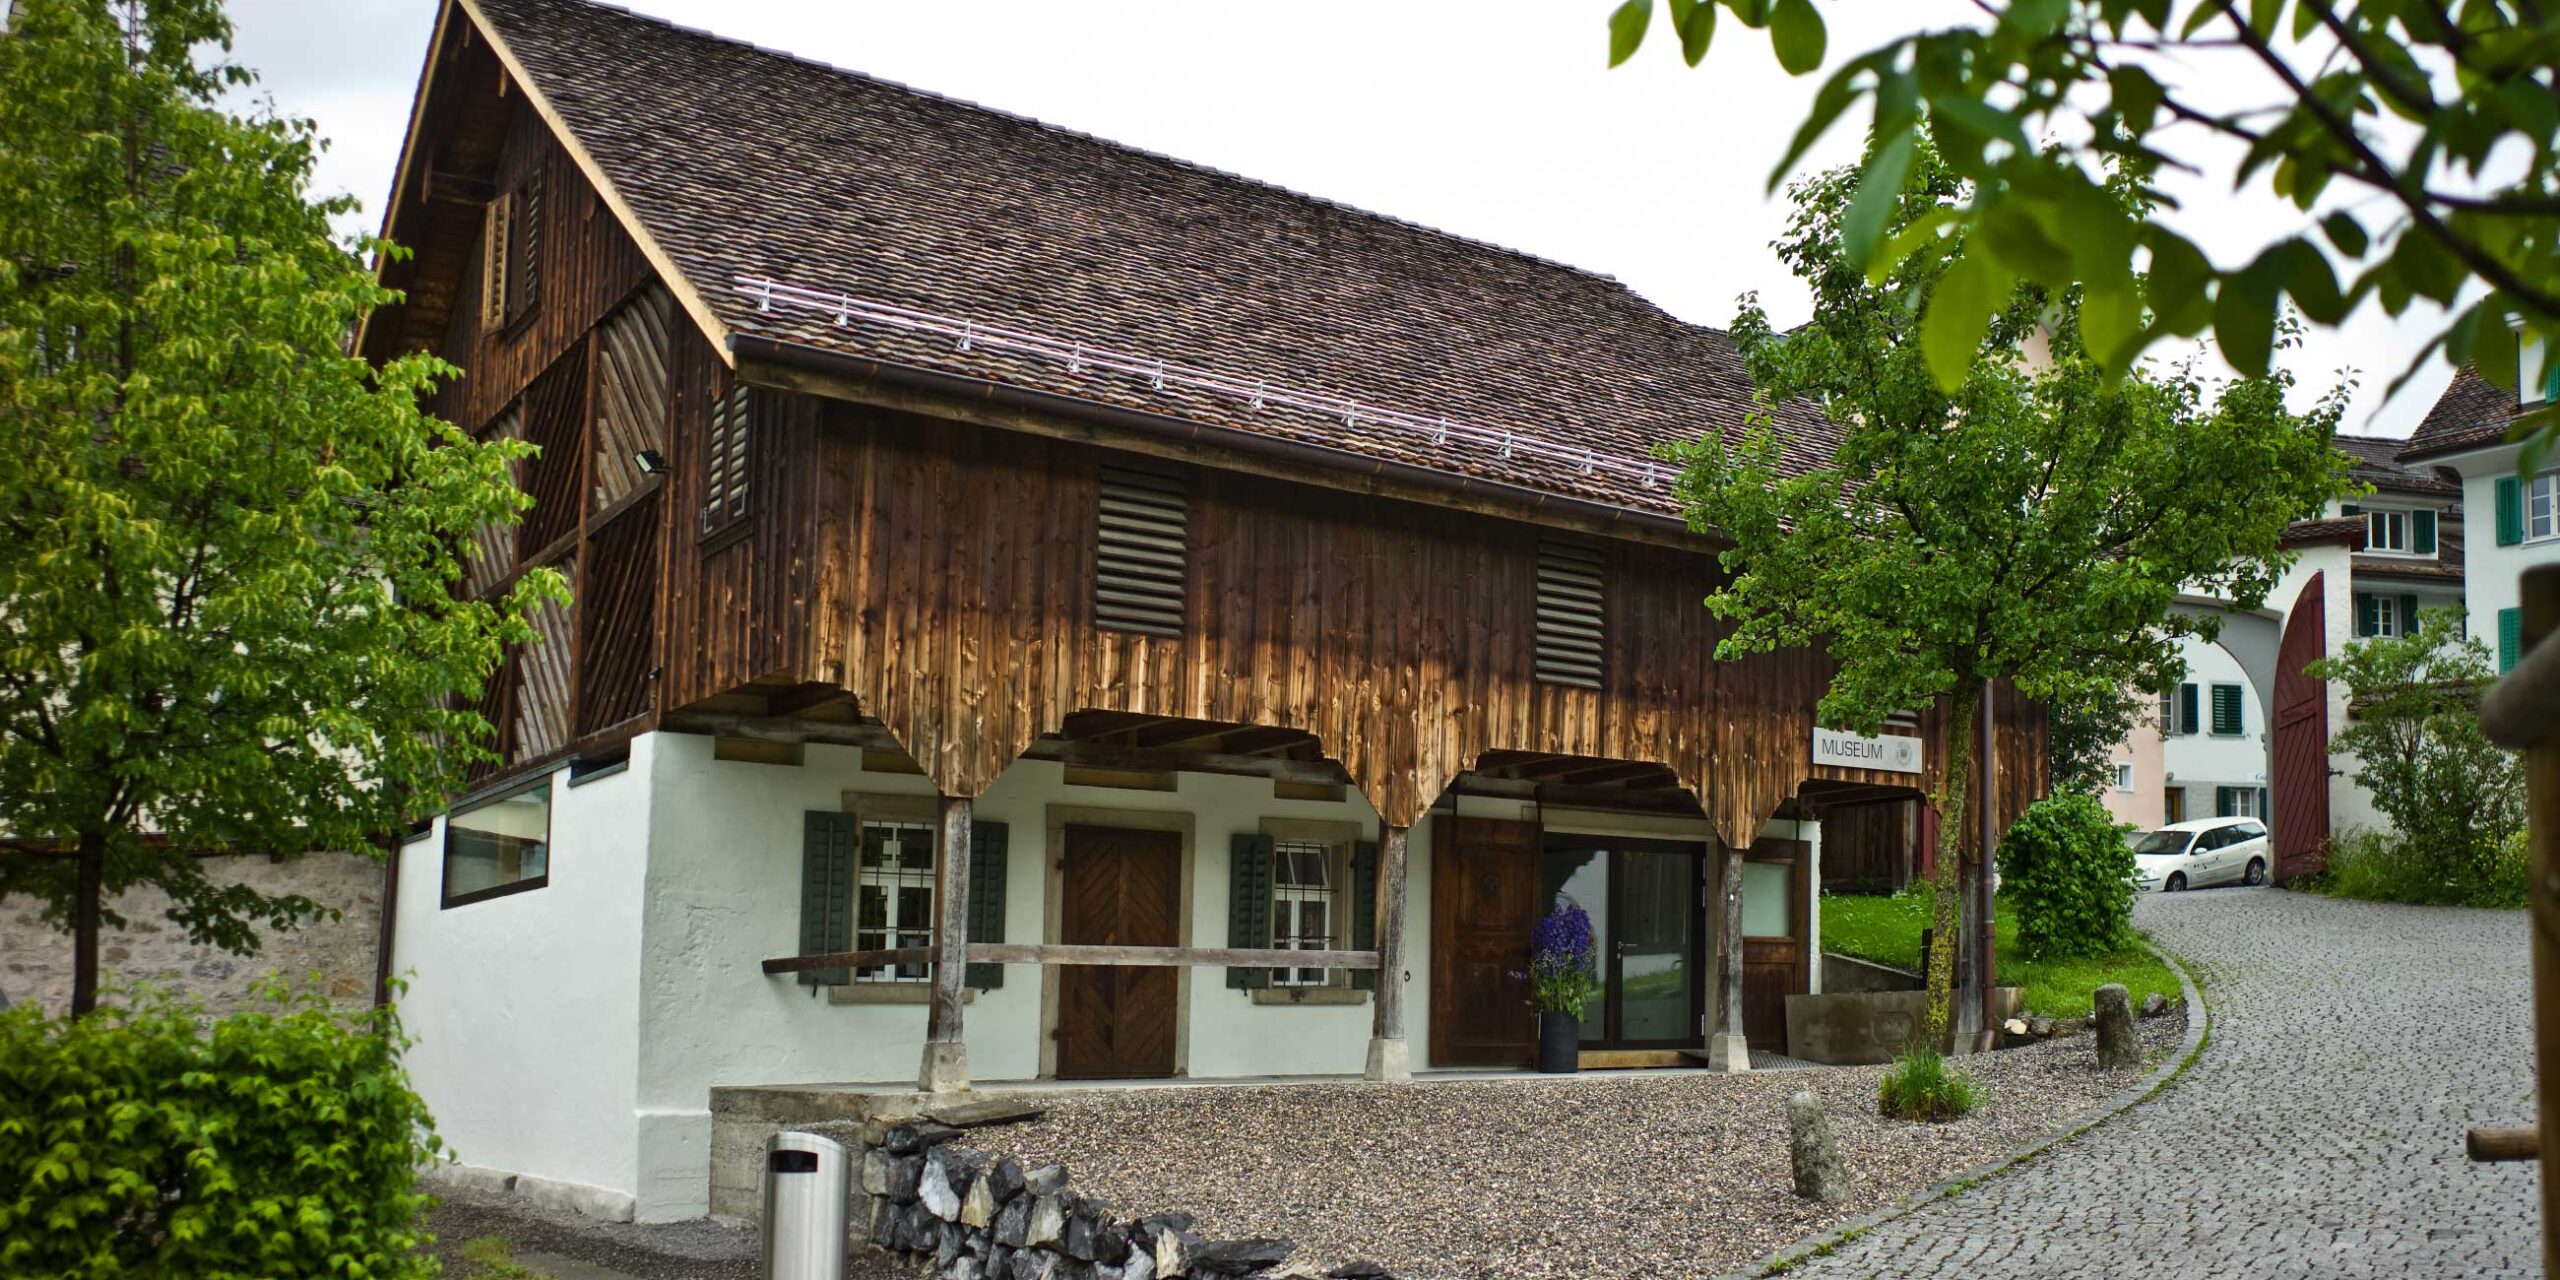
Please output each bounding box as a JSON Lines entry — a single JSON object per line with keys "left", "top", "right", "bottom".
{"left": 964, "top": 820, "right": 1009, "bottom": 990}
{"left": 2177, "top": 683, "right": 2199, "bottom": 736}
{"left": 2401, "top": 594, "right": 2422, "bottom": 636}
{"left": 800, "top": 812, "right": 856, "bottom": 987}
{"left": 1349, "top": 840, "right": 1380, "bottom": 991}
{"left": 2215, "top": 786, "right": 2237, "bottom": 817}
{"left": 1226, "top": 833, "right": 1273, "bottom": 990}
{"left": 2412, "top": 508, "right": 2438, "bottom": 555}
{"left": 2339, "top": 504, "right": 2361, "bottom": 517}
{"left": 2210, "top": 684, "right": 2243, "bottom": 736}
{"left": 2497, "top": 476, "right": 2526, "bottom": 546}
{"left": 2355, "top": 593, "right": 2380, "bottom": 638}
{"left": 2504, "top": 607, "right": 2527, "bottom": 674}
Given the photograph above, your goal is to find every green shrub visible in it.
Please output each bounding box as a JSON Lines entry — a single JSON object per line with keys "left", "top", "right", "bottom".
{"left": 1996, "top": 792, "right": 2137, "bottom": 960}
{"left": 0, "top": 982, "right": 442, "bottom": 1279}
{"left": 1877, "top": 1046, "right": 1981, "bottom": 1121}
{"left": 2308, "top": 826, "right": 2528, "bottom": 909}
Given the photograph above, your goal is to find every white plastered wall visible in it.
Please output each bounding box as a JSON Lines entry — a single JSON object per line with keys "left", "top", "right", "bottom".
{"left": 629, "top": 736, "right": 1419, "bottom": 1220}
{"left": 391, "top": 743, "right": 652, "bottom": 1221}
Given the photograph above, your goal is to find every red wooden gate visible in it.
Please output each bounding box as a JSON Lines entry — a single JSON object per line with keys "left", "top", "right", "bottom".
{"left": 2272, "top": 571, "right": 2332, "bottom": 881}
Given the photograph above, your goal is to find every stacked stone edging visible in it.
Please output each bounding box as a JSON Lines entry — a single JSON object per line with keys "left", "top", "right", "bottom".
{"left": 844, "top": 1117, "right": 1395, "bottom": 1280}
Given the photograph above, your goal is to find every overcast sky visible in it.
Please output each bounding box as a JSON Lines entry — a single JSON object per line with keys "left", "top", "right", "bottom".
{"left": 223, "top": 0, "right": 2451, "bottom": 439}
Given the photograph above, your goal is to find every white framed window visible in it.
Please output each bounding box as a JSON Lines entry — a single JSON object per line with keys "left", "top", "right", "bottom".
{"left": 2114, "top": 762, "right": 2135, "bottom": 793}
{"left": 2532, "top": 472, "right": 2558, "bottom": 543}
{"left": 1270, "top": 839, "right": 1337, "bottom": 987}
{"left": 854, "top": 817, "right": 938, "bottom": 983}
{"left": 2366, "top": 508, "right": 2406, "bottom": 552}
{"left": 2370, "top": 594, "right": 2400, "bottom": 638}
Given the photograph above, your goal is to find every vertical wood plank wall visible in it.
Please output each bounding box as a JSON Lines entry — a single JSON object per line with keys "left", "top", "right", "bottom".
{"left": 655, "top": 390, "right": 2048, "bottom": 839}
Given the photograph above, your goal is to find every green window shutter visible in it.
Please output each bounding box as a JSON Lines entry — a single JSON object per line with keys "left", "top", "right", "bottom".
{"left": 1349, "top": 840, "right": 1380, "bottom": 991}
{"left": 800, "top": 812, "right": 856, "bottom": 987}
{"left": 2215, "top": 787, "right": 2236, "bottom": 817}
{"left": 2503, "top": 608, "right": 2527, "bottom": 674}
{"left": 2400, "top": 595, "right": 2421, "bottom": 637}
{"left": 2412, "top": 508, "right": 2437, "bottom": 555}
{"left": 2355, "top": 593, "right": 2379, "bottom": 638}
{"left": 964, "top": 820, "right": 1009, "bottom": 990}
{"left": 2176, "top": 683, "right": 2199, "bottom": 736}
{"left": 2497, "top": 476, "right": 2525, "bottom": 546}
{"left": 1226, "top": 833, "right": 1273, "bottom": 990}
{"left": 2338, "top": 503, "right": 2361, "bottom": 517}
{"left": 2210, "top": 684, "right": 2243, "bottom": 736}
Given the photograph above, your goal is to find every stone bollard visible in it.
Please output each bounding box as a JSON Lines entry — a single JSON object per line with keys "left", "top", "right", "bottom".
{"left": 2093, "top": 983, "right": 2139, "bottom": 1069}
{"left": 1785, "top": 1090, "right": 1852, "bottom": 1205}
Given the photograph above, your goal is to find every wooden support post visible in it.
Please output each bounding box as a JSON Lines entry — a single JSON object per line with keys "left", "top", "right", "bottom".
{"left": 1364, "top": 824, "right": 1412, "bottom": 1082}
{"left": 2520, "top": 567, "right": 2558, "bottom": 1279}
{"left": 919, "top": 793, "right": 972, "bottom": 1094}
{"left": 1708, "top": 839, "right": 1751, "bottom": 1072}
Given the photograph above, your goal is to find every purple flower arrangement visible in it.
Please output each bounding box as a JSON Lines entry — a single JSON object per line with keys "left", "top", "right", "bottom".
{"left": 1526, "top": 895, "right": 1599, "bottom": 1019}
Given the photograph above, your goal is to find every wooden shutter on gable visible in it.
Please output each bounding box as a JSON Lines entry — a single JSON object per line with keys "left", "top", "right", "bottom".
{"left": 699, "top": 382, "right": 753, "bottom": 542}
{"left": 1094, "top": 465, "right": 1188, "bottom": 637}
{"left": 1535, "top": 540, "right": 1606, "bottom": 688}
{"left": 800, "top": 811, "right": 856, "bottom": 986}
{"left": 1225, "top": 833, "right": 1272, "bottom": 990}
{"left": 965, "top": 820, "right": 1009, "bottom": 990}
{"left": 1349, "top": 839, "right": 1379, "bottom": 991}
{"left": 2497, "top": 476, "right": 2525, "bottom": 546}
{"left": 511, "top": 170, "right": 543, "bottom": 323}
{"left": 478, "top": 191, "right": 512, "bottom": 333}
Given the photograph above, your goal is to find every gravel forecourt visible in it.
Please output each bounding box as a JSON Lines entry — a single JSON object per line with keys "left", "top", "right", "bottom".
{"left": 967, "top": 1016, "right": 2182, "bottom": 1280}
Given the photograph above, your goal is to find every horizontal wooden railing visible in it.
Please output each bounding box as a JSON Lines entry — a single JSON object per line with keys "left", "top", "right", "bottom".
{"left": 761, "top": 943, "right": 1381, "bottom": 977}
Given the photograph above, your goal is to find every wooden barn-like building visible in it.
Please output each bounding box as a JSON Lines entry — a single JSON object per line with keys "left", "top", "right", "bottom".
{"left": 369, "top": 0, "right": 2049, "bottom": 1221}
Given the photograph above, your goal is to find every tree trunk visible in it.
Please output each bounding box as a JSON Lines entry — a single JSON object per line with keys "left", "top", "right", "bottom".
{"left": 1922, "top": 681, "right": 1983, "bottom": 1046}
{"left": 72, "top": 828, "right": 104, "bottom": 1017}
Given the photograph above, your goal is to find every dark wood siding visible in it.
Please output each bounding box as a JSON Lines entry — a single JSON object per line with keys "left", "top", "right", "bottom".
{"left": 715, "top": 397, "right": 2045, "bottom": 838}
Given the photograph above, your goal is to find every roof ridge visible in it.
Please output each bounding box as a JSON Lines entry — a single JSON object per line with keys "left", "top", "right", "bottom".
{"left": 506, "top": 0, "right": 1714, "bottom": 333}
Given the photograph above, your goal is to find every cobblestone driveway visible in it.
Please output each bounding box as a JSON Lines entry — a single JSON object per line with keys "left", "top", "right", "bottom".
{"left": 1779, "top": 887, "right": 2540, "bottom": 1279}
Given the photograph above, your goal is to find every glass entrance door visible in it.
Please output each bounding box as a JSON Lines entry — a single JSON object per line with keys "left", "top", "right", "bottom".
{"left": 1539, "top": 836, "right": 1703, "bottom": 1048}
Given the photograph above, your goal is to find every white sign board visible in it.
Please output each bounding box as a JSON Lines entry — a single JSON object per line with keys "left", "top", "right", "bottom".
{"left": 1812, "top": 727, "right": 1923, "bottom": 775}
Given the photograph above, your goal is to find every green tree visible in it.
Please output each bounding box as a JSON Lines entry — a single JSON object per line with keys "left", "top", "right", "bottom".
{"left": 1671, "top": 137, "right": 2350, "bottom": 1040}
{"left": 1609, "top": 0, "right": 2560, "bottom": 469}
{"left": 2308, "top": 607, "right": 2525, "bottom": 891}
{"left": 0, "top": 0, "right": 559, "bottom": 1014}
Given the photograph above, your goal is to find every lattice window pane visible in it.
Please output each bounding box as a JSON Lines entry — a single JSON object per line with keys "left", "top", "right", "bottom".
{"left": 854, "top": 819, "right": 937, "bottom": 983}
{"left": 1271, "top": 839, "right": 1338, "bottom": 986}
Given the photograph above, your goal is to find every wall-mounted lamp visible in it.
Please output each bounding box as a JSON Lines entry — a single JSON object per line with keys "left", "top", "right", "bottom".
{"left": 634, "top": 448, "right": 668, "bottom": 476}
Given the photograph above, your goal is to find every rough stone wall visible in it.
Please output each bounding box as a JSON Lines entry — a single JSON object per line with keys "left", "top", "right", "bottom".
{"left": 0, "top": 851, "right": 384, "bottom": 1014}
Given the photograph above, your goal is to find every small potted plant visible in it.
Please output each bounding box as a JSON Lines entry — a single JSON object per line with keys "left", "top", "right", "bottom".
{"left": 1526, "top": 896, "right": 1598, "bottom": 1073}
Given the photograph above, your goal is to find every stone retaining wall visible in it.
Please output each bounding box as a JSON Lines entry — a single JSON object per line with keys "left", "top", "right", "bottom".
{"left": 0, "top": 851, "right": 383, "bottom": 1014}
{"left": 842, "top": 1116, "right": 1391, "bottom": 1280}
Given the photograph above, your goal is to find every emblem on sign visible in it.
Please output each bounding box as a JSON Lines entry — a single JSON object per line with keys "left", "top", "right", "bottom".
{"left": 1812, "top": 726, "right": 1924, "bottom": 775}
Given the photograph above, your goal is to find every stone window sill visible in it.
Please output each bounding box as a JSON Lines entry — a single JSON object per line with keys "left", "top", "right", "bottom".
{"left": 1250, "top": 986, "right": 1368, "bottom": 1007}
{"left": 825, "top": 983, "right": 977, "bottom": 1007}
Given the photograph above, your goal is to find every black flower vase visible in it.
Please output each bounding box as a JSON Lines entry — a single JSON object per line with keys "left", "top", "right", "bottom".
{"left": 1536, "top": 1011, "right": 1580, "bottom": 1073}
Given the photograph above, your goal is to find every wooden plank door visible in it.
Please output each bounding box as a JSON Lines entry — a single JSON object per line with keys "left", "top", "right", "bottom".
{"left": 1428, "top": 817, "right": 1540, "bottom": 1068}
{"left": 1740, "top": 836, "right": 1809, "bottom": 1052}
{"left": 1057, "top": 826, "right": 1182, "bottom": 1079}
{"left": 2271, "top": 571, "right": 2332, "bottom": 882}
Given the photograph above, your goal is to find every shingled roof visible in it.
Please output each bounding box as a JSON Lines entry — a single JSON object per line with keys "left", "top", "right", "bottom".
{"left": 463, "top": 0, "right": 1839, "bottom": 518}
{"left": 2334, "top": 434, "right": 2458, "bottom": 497}
{"left": 2401, "top": 365, "right": 2523, "bottom": 462}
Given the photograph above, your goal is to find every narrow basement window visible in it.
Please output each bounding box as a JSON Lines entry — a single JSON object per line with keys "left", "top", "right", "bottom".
{"left": 441, "top": 775, "right": 552, "bottom": 907}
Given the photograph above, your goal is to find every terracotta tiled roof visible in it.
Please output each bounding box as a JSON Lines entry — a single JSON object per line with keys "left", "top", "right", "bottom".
{"left": 466, "top": 0, "right": 1842, "bottom": 518}
{"left": 2281, "top": 516, "right": 2367, "bottom": 550}
{"left": 2402, "top": 366, "right": 2524, "bottom": 462}
{"left": 2334, "top": 434, "right": 2458, "bottom": 496}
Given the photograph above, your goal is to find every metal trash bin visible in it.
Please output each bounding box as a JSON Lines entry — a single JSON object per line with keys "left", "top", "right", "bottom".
{"left": 761, "top": 1130, "right": 849, "bottom": 1280}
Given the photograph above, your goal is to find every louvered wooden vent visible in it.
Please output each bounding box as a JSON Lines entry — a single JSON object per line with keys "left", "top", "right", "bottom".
{"left": 698, "top": 383, "right": 752, "bottom": 540}
{"left": 1095, "top": 466, "right": 1188, "bottom": 637}
{"left": 1535, "top": 541, "right": 1606, "bottom": 688}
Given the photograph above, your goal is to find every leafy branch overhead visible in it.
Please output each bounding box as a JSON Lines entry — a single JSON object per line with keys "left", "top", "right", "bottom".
{"left": 1611, "top": 0, "right": 2560, "bottom": 468}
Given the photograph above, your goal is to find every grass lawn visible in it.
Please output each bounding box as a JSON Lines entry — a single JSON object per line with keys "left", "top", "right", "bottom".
{"left": 1820, "top": 888, "right": 2181, "bottom": 1019}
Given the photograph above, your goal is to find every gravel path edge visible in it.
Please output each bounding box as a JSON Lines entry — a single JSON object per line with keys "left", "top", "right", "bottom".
{"left": 1715, "top": 940, "right": 2211, "bottom": 1280}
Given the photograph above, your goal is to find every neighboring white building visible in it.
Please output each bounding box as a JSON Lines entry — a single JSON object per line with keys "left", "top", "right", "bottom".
{"left": 2401, "top": 359, "right": 2560, "bottom": 671}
